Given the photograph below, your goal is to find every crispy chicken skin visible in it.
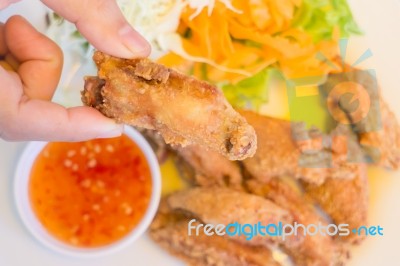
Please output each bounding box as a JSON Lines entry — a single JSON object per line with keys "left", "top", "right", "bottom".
{"left": 146, "top": 109, "right": 371, "bottom": 265}
{"left": 82, "top": 52, "right": 257, "bottom": 160}
{"left": 135, "top": 128, "right": 170, "bottom": 163}
{"left": 247, "top": 178, "right": 346, "bottom": 266}
{"left": 174, "top": 144, "right": 244, "bottom": 189}
{"left": 137, "top": 118, "right": 244, "bottom": 189}
{"left": 138, "top": 107, "right": 362, "bottom": 187}
{"left": 359, "top": 99, "right": 400, "bottom": 169}
{"left": 240, "top": 110, "right": 300, "bottom": 181}
{"left": 166, "top": 188, "right": 300, "bottom": 248}
{"left": 320, "top": 66, "right": 400, "bottom": 169}
{"left": 303, "top": 163, "right": 368, "bottom": 244}
{"left": 240, "top": 110, "right": 357, "bottom": 185}
{"left": 150, "top": 201, "right": 280, "bottom": 266}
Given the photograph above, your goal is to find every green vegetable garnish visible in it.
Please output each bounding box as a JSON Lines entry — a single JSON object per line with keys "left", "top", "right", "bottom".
{"left": 220, "top": 68, "right": 280, "bottom": 111}
{"left": 293, "top": 0, "right": 363, "bottom": 42}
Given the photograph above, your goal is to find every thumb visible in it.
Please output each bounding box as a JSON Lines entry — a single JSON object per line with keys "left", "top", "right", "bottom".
{"left": 41, "top": 0, "right": 151, "bottom": 59}
{"left": 3, "top": 98, "right": 124, "bottom": 142}
{"left": 0, "top": 59, "right": 123, "bottom": 142}
{"left": 27, "top": 100, "right": 124, "bottom": 141}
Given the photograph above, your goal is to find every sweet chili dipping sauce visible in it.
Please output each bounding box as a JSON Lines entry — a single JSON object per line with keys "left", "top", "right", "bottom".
{"left": 29, "top": 135, "right": 152, "bottom": 247}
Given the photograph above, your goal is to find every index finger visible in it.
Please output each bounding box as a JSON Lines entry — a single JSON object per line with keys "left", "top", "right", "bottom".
{"left": 41, "top": 0, "right": 151, "bottom": 59}
{"left": 5, "top": 16, "right": 63, "bottom": 100}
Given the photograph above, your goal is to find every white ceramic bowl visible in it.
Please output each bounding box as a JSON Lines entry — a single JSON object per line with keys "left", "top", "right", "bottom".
{"left": 14, "top": 126, "right": 161, "bottom": 258}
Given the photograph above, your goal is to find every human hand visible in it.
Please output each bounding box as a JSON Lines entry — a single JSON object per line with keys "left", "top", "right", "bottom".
{"left": 0, "top": 1, "right": 151, "bottom": 141}
{"left": 41, "top": 0, "right": 151, "bottom": 58}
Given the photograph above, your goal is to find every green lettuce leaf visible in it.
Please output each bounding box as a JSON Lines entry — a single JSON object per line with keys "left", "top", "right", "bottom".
{"left": 220, "top": 68, "right": 280, "bottom": 111}
{"left": 292, "top": 0, "right": 363, "bottom": 42}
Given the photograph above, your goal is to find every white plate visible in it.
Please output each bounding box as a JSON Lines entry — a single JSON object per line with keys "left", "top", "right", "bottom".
{"left": 0, "top": 1, "right": 399, "bottom": 265}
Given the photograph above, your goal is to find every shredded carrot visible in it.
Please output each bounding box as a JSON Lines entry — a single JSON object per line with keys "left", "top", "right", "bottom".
{"left": 157, "top": 0, "right": 342, "bottom": 84}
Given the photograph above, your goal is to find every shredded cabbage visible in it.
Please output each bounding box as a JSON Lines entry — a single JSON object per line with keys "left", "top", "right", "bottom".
{"left": 117, "top": 0, "right": 185, "bottom": 59}
{"left": 46, "top": 13, "right": 93, "bottom": 57}
{"left": 184, "top": 0, "right": 242, "bottom": 19}
{"left": 47, "top": 0, "right": 186, "bottom": 60}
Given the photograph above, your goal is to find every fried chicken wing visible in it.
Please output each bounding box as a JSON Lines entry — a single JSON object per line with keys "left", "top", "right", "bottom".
{"left": 240, "top": 110, "right": 357, "bottom": 185}
{"left": 240, "top": 110, "right": 299, "bottom": 181}
{"left": 174, "top": 144, "right": 244, "bottom": 189}
{"left": 82, "top": 52, "right": 257, "bottom": 160}
{"left": 320, "top": 66, "right": 400, "bottom": 169}
{"left": 150, "top": 201, "right": 280, "bottom": 266}
{"left": 166, "top": 187, "right": 300, "bottom": 248}
{"left": 165, "top": 109, "right": 361, "bottom": 187}
{"left": 246, "top": 178, "right": 346, "bottom": 266}
{"left": 359, "top": 99, "right": 400, "bottom": 169}
{"left": 135, "top": 128, "right": 170, "bottom": 163}
{"left": 303, "top": 163, "right": 368, "bottom": 244}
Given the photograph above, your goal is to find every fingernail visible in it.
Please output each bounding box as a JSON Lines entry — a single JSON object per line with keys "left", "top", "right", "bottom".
{"left": 119, "top": 25, "right": 151, "bottom": 57}
{"left": 96, "top": 124, "right": 124, "bottom": 138}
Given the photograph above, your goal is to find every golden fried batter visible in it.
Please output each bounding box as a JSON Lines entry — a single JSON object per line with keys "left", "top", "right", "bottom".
{"left": 175, "top": 144, "right": 244, "bottom": 189}
{"left": 82, "top": 52, "right": 257, "bottom": 160}
{"left": 303, "top": 163, "right": 368, "bottom": 244}
{"left": 359, "top": 99, "right": 400, "bottom": 169}
{"left": 247, "top": 178, "right": 346, "bottom": 266}
{"left": 166, "top": 187, "right": 300, "bottom": 248}
{"left": 320, "top": 66, "right": 400, "bottom": 169}
{"left": 240, "top": 110, "right": 358, "bottom": 185}
{"left": 150, "top": 201, "right": 280, "bottom": 266}
{"left": 240, "top": 110, "right": 300, "bottom": 181}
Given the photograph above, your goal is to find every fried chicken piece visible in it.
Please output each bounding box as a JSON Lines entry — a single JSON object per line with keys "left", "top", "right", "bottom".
{"left": 135, "top": 128, "right": 170, "bottom": 163}
{"left": 136, "top": 125, "right": 244, "bottom": 189}
{"left": 166, "top": 187, "right": 300, "bottom": 248}
{"left": 247, "top": 178, "right": 346, "bottom": 266}
{"left": 240, "top": 110, "right": 299, "bottom": 181}
{"left": 240, "top": 110, "right": 357, "bottom": 185}
{"left": 150, "top": 201, "right": 280, "bottom": 266}
{"left": 294, "top": 121, "right": 368, "bottom": 244}
{"left": 320, "top": 66, "right": 400, "bottom": 169}
{"left": 296, "top": 130, "right": 368, "bottom": 245}
{"left": 293, "top": 123, "right": 364, "bottom": 180}
{"left": 171, "top": 115, "right": 357, "bottom": 188}
{"left": 303, "top": 163, "right": 368, "bottom": 244}
{"left": 82, "top": 52, "right": 257, "bottom": 160}
{"left": 174, "top": 144, "right": 244, "bottom": 190}
{"left": 359, "top": 99, "right": 400, "bottom": 169}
